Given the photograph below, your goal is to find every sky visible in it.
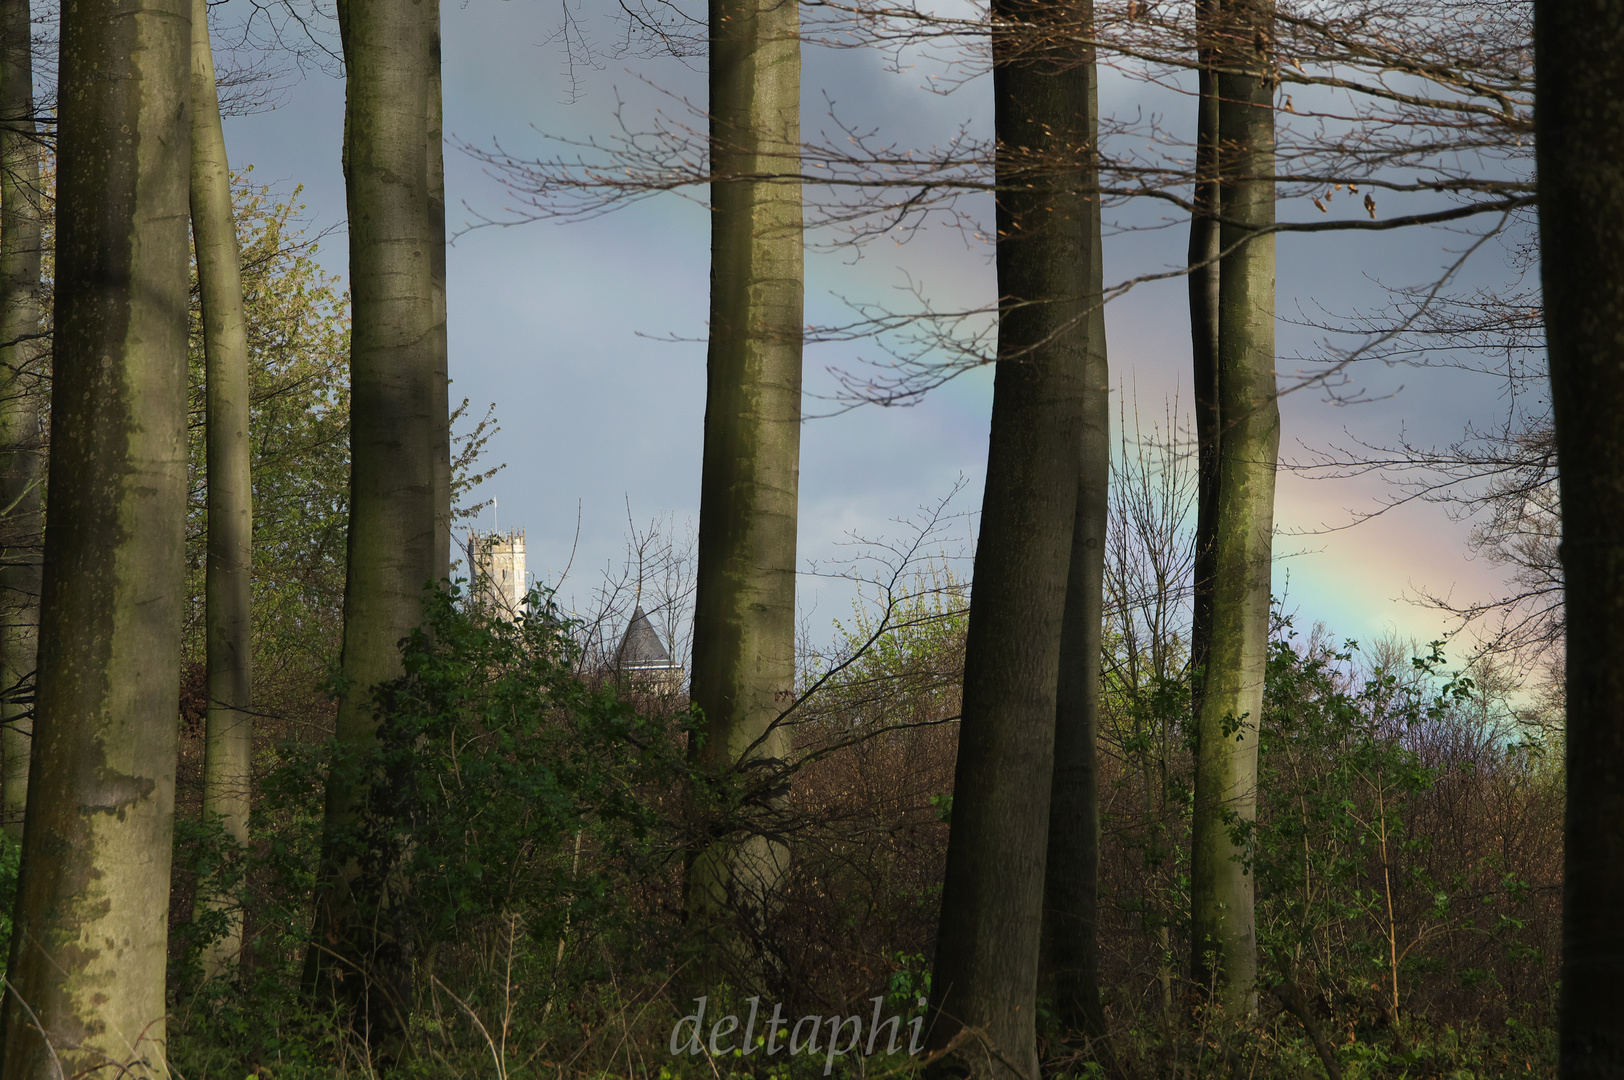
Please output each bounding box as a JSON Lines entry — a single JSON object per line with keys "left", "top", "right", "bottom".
{"left": 214, "top": 0, "right": 1539, "bottom": 668}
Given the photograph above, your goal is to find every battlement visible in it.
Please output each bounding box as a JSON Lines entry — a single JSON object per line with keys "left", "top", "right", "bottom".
{"left": 466, "top": 528, "right": 527, "bottom": 616}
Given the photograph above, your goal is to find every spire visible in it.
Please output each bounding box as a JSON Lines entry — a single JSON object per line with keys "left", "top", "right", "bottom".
{"left": 616, "top": 606, "right": 672, "bottom": 667}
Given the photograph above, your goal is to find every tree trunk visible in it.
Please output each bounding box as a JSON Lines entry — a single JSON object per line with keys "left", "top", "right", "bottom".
{"left": 428, "top": 20, "right": 450, "bottom": 583}
{"left": 190, "top": 0, "right": 254, "bottom": 979}
{"left": 0, "top": 0, "right": 191, "bottom": 1068}
{"left": 0, "top": 0, "right": 42, "bottom": 843}
{"left": 1042, "top": 19, "right": 1111, "bottom": 1045}
{"left": 684, "top": 0, "right": 802, "bottom": 979}
{"left": 1187, "top": 0, "right": 1222, "bottom": 713}
{"left": 306, "top": 0, "right": 441, "bottom": 1038}
{"left": 927, "top": 4, "right": 1091, "bottom": 1074}
{"left": 1533, "top": 2, "right": 1624, "bottom": 1074}
{"left": 1189, "top": 0, "right": 1277, "bottom": 1018}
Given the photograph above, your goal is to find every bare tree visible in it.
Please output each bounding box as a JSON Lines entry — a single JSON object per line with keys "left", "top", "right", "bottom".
{"left": 1099, "top": 403, "right": 1197, "bottom": 1021}
{"left": 1292, "top": 270, "right": 1558, "bottom": 676}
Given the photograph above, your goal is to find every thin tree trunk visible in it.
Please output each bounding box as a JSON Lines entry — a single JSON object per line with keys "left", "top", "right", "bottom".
{"left": 190, "top": 0, "right": 254, "bottom": 979}
{"left": 1187, "top": 0, "right": 1221, "bottom": 711}
{"left": 0, "top": 0, "right": 42, "bottom": 843}
{"left": 1042, "top": 19, "right": 1111, "bottom": 1046}
{"left": 684, "top": 0, "right": 802, "bottom": 979}
{"left": 1189, "top": 0, "right": 1277, "bottom": 1018}
{"left": 927, "top": 5, "right": 1090, "bottom": 1074}
{"left": 305, "top": 0, "right": 440, "bottom": 1039}
{"left": 1271, "top": 977, "right": 1343, "bottom": 1080}
{"left": 1533, "top": 1, "right": 1624, "bottom": 1074}
{"left": 428, "top": 20, "right": 450, "bottom": 583}
{"left": 0, "top": 0, "right": 191, "bottom": 1068}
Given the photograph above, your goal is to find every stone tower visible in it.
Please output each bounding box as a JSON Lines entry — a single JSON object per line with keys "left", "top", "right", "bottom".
{"left": 615, "top": 605, "right": 683, "bottom": 693}
{"left": 467, "top": 529, "right": 527, "bottom": 615}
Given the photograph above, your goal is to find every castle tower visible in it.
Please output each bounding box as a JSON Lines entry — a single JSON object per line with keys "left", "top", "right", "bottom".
{"left": 467, "top": 529, "right": 527, "bottom": 615}
{"left": 615, "top": 605, "right": 683, "bottom": 694}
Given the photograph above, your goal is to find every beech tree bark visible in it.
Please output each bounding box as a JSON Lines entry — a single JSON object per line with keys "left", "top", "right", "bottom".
{"left": 1187, "top": 0, "right": 1222, "bottom": 708}
{"left": 928, "top": 2, "right": 1091, "bottom": 1073}
{"left": 684, "top": 0, "right": 803, "bottom": 971}
{"left": 429, "top": 26, "right": 451, "bottom": 582}
{"left": 306, "top": 0, "right": 442, "bottom": 1035}
{"left": 1189, "top": 0, "right": 1277, "bottom": 1017}
{"left": 0, "top": 0, "right": 191, "bottom": 1069}
{"left": 1041, "top": 17, "right": 1111, "bottom": 1043}
{"left": 1533, "top": 1, "right": 1624, "bottom": 1074}
{"left": 190, "top": 0, "right": 255, "bottom": 978}
{"left": 0, "top": 0, "right": 42, "bottom": 842}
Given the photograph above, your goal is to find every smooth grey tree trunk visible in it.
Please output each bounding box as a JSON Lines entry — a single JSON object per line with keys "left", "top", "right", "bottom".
{"left": 684, "top": 0, "right": 803, "bottom": 976}
{"left": 1533, "top": 2, "right": 1624, "bottom": 1074}
{"left": 0, "top": 0, "right": 42, "bottom": 842}
{"left": 306, "top": 0, "right": 442, "bottom": 1037}
{"left": 928, "top": 3, "right": 1090, "bottom": 1073}
{"left": 0, "top": 0, "right": 191, "bottom": 1069}
{"left": 1189, "top": 0, "right": 1277, "bottom": 1018}
{"left": 1041, "top": 22, "right": 1111, "bottom": 1046}
{"left": 191, "top": 0, "right": 255, "bottom": 979}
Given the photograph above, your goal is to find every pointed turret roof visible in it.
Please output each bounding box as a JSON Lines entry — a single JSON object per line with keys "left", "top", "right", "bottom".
{"left": 616, "top": 605, "right": 673, "bottom": 667}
